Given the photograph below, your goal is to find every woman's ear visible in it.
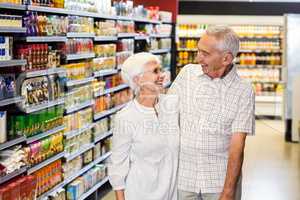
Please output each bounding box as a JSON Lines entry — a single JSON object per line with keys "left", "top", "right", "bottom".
{"left": 133, "top": 75, "right": 139, "bottom": 86}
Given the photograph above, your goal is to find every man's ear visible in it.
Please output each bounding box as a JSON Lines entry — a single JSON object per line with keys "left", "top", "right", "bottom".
{"left": 223, "top": 53, "right": 234, "bottom": 66}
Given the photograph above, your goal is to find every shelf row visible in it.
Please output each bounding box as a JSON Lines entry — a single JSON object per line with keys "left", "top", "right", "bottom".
{"left": 177, "top": 48, "right": 282, "bottom": 53}
{"left": 37, "top": 152, "right": 111, "bottom": 200}
{"left": 0, "top": 3, "right": 172, "bottom": 25}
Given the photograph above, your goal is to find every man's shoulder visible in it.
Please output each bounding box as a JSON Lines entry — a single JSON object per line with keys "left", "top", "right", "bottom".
{"left": 179, "top": 64, "right": 203, "bottom": 76}
{"left": 234, "top": 76, "right": 254, "bottom": 95}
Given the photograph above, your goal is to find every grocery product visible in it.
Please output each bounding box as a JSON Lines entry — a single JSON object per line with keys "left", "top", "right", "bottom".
{"left": 20, "top": 76, "right": 62, "bottom": 107}
{"left": 8, "top": 106, "right": 64, "bottom": 138}
{"left": 63, "top": 155, "right": 83, "bottom": 179}
{"left": 0, "top": 36, "right": 12, "bottom": 61}
{"left": 66, "top": 165, "right": 107, "bottom": 200}
{"left": 33, "top": 159, "right": 63, "bottom": 197}
{"left": 64, "top": 0, "right": 98, "bottom": 13}
{"left": 94, "top": 44, "right": 116, "bottom": 58}
{"left": 0, "top": 175, "right": 37, "bottom": 200}
{"left": 94, "top": 89, "right": 132, "bottom": 114}
{"left": 24, "top": 132, "right": 64, "bottom": 166}
{"left": 64, "top": 129, "right": 92, "bottom": 155}
{"left": 64, "top": 107, "right": 93, "bottom": 132}
{"left": 113, "top": 0, "right": 133, "bottom": 17}
{"left": 0, "top": 14, "right": 22, "bottom": 28}
{"left": 0, "top": 146, "right": 27, "bottom": 174}
{"left": 62, "top": 62, "right": 93, "bottom": 81}
{"left": 65, "top": 85, "right": 93, "bottom": 109}
{"left": 150, "top": 38, "right": 171, "bottom": 50}
{"left": 0, "top": 111, "right": 6, "bottom": 143}
{"left": 93, "top": 57, "right": 116, "bottom": 72}
{"left": 116, "top": 20, "right": 134, "bottom": 34}
{"left": 65, "top": 39, "right": 94, "bottom": 55}
{"left": 68, "top": 16, "right": 94, "bottom": 33}
{"left": 23, "top": 12, "right": 68, "bottom": 36}
{"left": 0, "top": 74, "right": 16, "bottom": 100}
{"left": 95, "top": 20, "right": 117, "bottom": 36}
{"left": 15, "top": 43, "right": 61, "bottom": 71}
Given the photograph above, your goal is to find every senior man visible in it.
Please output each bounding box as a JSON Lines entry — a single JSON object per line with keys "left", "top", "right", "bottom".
{"left": 169, "top": 26, "right": 255, "bottom": 200}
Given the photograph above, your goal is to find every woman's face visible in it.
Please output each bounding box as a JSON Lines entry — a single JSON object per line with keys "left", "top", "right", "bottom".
{"left": 135, "top": 60, "right": 164, "bottom": 95}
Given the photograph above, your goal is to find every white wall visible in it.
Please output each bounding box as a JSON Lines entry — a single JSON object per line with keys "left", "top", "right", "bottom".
{"left": 178, "top": 15, "right": 284, "bottom": 25}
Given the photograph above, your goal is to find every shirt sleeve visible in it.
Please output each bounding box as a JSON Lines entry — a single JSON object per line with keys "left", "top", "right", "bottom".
{"left": 167, "top": 65, "right": 188, "bottom": 96}
{"left": 108, "top": 113, "right": 132, "bottom": 190}
{"left": 231, "top": 85, "right": 255, "bottom": 135}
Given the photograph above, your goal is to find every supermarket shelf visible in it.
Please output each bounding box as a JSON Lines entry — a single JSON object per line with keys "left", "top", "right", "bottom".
{"left": 116, "top": 51, "right": 134, "bottom": 56}
{"left": 117, "top": 33, "right": 137, "bottom": 38}
{"left": 251, "top": 80, "right": 285, "bottom": 84}
{"left": 239, "top": 36, "right": 281, "bottom": 39}
{"left": 0, "top": 166, "right": 27, "bottom": 185}
{"left": 94, "top": 84, "right": 129, "bottom": 98}
{"left": 24, "top": 98, "right": 65, "bottom": 113}
{"left": 94, "top": 36, "right": 118, "bottom": 42}
{"left": 28, "top": 152, "right": 65, "bottom": 175}
{"left": 94, "top": 103, "right": 127, "bottom": 121}
{"left": 27, "top": 5, "right": 117, "bottom": 20}
{"left": 67, "top": 32, "right": 95, "bottom": 38}
{"left": 0, "top": 26, "right": 26, "bottom": 33}
{"left": 178, "top": 36, "right": 201, "bottom": 39}
{"left": 0, "top": 136, "right": 26, "bottom": 151}
{"left": 64, "top": 123, "right": 95, "bottom": 139}
{"left": 255, "top": 95, "right": 283, "bottom": 103}
{"left": 134, "top": 18, "right": 160, "bottom": 24}
{"left": 26, "top": 125, "right": 65, "bottom": 144}
{"left": 239, "top": 49, "right": 282, "bottom": 53}
{"left": 0, "top": 96, "right": 24, "bottom": 107}
{"left": 64, "top": 160, "right": 95, "bottom": 185}
{"left": 93, "top": 152, "right": 112, "bottom": 164}
{"left": 0, "top": 59, "right": 27, "bottom": 68}
{"left": 177, "top": 48, "right": 198, "bottom": 52}
{"left": 78, "top": 177, "right": 109, "bottom": 200}
{"left": 117, "top": 16, "right": 133, "bottom": 21}
{"left": 25, "top": 36, "right": 67, "bottom": 42}
{"left": 135, "top": 35, "right": 150, "bottom": 40}
{"left": 22, "top": 68, "right": 66, "bottom": 78}
{"left": 65, "top": 143, "right": 95, "bottom": 162}
{"left": 0, "top": 3, "right": 26, "bottom": 10}
{"left": 65, "top": 100, "right": 94, "bottom": 114}
{"left": 66, "top": 77, "right": 94, "bottom": 87}
{"left": 93, "top": 69, "right": 119, "bottom": 78}
{"left": 236, "top": 65, "right": 283, "bottom": 69}
{"left": 37, "top": 181, "right": 65, "bottom": 200}
{"left": 150, "top": 34, "right": 171, "bottom": 38}
{"left": 94, "top": 130, "right": 113, "bottom": 144}
{"left": 150, "top": 49, "right": 171, "bottom": 54}
{"left": 66, "top": 53, "right": 95, "bottom": 61}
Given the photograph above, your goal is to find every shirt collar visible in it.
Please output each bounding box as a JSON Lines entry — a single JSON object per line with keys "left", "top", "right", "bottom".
{"left": 196, "top": 64, "right": 237, "bottom": 86}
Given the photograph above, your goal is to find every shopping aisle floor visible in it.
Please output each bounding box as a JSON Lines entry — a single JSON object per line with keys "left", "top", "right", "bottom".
{"left": 102, "top": 120, "right": 300, "bottom": 200}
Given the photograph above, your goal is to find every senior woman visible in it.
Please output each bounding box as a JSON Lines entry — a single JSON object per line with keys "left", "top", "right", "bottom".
{"left": 108, "top": 52, "right": 179, "bottom": 200}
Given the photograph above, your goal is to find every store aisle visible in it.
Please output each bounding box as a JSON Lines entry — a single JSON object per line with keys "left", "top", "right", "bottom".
{"left": 243, "top": 120, "right": 300, "bottom": 200}
{"left": 102, "top": 120, "right": 300, "bottom": 200}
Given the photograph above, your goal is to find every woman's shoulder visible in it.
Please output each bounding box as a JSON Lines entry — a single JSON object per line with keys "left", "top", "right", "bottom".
{"left": 158, "top": 94, "right": 179, "bottom": 113}
{"left": 115, "top": 100, "right": 136, "bottom": 120}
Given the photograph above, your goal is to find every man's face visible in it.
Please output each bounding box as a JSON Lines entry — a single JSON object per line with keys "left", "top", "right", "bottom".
{"left": 137, "top": 61, "right": 164, "bottom": 93}
{"left": 196, "top": 34, "right": 232, "bottom": 75}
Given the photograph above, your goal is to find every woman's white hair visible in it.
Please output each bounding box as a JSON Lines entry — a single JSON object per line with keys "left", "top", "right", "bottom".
{"left": 205, "top": 25, "right": 240, "bottom": 57}
{"left": 121, "top": 52, "right": 160, "bottom": 92}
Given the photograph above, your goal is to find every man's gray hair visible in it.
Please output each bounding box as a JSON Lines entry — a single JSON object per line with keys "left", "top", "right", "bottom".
{"left": 205, "top": 25, "right": 240, "bottom": 57}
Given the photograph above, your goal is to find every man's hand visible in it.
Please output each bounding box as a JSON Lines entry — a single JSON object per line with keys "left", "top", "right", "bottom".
{"left": 219, "top": 191, "right": 235, "bottom": 200}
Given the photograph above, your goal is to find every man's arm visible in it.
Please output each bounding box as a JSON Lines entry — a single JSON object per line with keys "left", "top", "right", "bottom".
{"left": 115, "top": 190, "right": 125, "bottom": 200}
{"left": 219, "top": 133, "right": 247, "bottom": 200}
